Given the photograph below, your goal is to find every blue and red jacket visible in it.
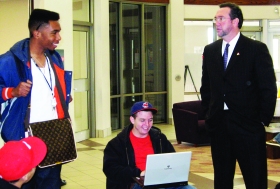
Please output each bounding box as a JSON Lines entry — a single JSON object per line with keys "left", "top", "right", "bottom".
{"left": 0, "top": 38, "right": 72, "bottom": 142}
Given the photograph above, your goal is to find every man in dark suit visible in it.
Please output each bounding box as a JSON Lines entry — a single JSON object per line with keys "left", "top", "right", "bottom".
{"left": 200, "top": 2, "right": 277, "bottom": 189}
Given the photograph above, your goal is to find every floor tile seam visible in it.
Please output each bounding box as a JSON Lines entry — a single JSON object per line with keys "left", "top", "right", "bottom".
{"left": 88, "top": 177, "right": 106, "bottom": 183}
{"left": 65, "top": 177, "right": 95, "bottom": 182}
{"left": 79, "top": 170, "right": 105, "bottom": 175}
{"left": 61, "top": 169, "right": 92, "bottom": 176}
{"left": 64, "top": 175, "right": 97, "bottom": 182}
{"left": 78, "top": 181, "right": 105, "bottom": 187}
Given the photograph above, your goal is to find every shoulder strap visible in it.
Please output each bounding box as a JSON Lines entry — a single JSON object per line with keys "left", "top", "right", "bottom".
{"left": 24, "top": 52, "right": 70, "bottom": 130}
{"left": 45, "top": 52, "right": 70, "bottom": 119}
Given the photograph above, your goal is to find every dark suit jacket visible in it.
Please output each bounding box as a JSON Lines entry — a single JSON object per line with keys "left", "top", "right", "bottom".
{"left": 200, "top": 34, "right": 277, "bottom": 133}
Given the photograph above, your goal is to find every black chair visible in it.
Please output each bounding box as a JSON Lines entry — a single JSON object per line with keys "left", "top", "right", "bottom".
{"left": 172, "top": 100, "right": 210, "bottom": 146}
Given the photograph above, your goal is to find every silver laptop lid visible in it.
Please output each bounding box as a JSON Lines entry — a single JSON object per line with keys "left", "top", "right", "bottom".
{"left": 144, "top": 151, "right": 192, "bottom": 186}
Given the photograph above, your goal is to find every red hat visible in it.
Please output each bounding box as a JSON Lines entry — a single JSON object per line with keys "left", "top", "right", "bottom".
{"left": 0, "top": 137, "right": 47, "bottom": 181}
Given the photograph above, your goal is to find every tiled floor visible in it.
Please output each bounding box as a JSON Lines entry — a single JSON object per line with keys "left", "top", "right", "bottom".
{"left": 61, "top": 124, "right": 280, "bottom": 189}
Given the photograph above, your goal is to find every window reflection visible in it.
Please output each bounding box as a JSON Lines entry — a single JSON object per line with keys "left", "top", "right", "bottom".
{"left": 122, "top": 4, "right": 141, "bottom": 94}
{"left": 110, "top": 2, "right": 121, "bottom": 130}
{"left": 110, "top": 2, "right": 120, "bottom": 95}
{"left": 111, "top": 98, "right": 120, "bottom": 130}
{"left": 123, "top": 96, "right": 142, "bottom": 126}
{"left": 144, "top": 6, "right": 166, "bottom": 92}
{"left": 146, "top": 94, "right": 167, "bottom": 123}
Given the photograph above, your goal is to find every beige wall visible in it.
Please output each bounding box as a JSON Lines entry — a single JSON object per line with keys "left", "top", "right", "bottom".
{"left": 167, "top": 0, "right": 185, "bottom": 123}
{"left": 93, "top": 0, "right": 111, "bottom": 137}
{"left": 0, "top": 0, "right": 29, "bottom": 54}
{"left": 0, "top": 0, "right": 30, "bottom": 147}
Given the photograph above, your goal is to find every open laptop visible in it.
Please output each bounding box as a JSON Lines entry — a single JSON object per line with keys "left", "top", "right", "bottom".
{"left": 133, "top": 151, "right": 192, "bottom": 188}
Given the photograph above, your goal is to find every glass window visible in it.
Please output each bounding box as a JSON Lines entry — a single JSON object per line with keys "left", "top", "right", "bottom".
{"left": 110, "top": 2, "right": 121, "bottom": 130}
{"left": 144, "top": 6, "right": 166, "bottom": 92}
{"left": 123, "top": 95, "right": 142, "bottom": 126}
{"left": 268, "top": 20, "right": 280, "bottom": 71}
{"left": 145, "top": 94, "right": 167, "bottom": 123}
{"left": 243, "top": 20, "right": 260, "bottom": 26}
{"left": 269, "top": 20, "right": 280, "bottom": 28}
{"left": 273, "top": 37, "right": 279, "bottom": 70}
{"left": 110, "top": 2, "right": 167, "bottom": 130}
{"left": 110, "top": 2, "right": 120, "bottom": 95}
{"left": 122, "top": 4, "right": 141, "bottom": 94}
{"left": 111, "top": 98, "right": 120, "bottom": 130}
{"left": 241, "top": 20, "right": 261, "bottom": 41}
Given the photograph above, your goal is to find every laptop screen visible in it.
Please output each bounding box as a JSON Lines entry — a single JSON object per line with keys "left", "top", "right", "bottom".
{"left": 143, "top": 151, "right": 192, "bottom": 187}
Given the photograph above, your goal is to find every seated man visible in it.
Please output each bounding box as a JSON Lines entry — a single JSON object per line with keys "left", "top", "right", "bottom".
{"left": 103, "top": 101, "right": 196, "bottom": 189}
{"left": 0, "top": 137, "right": 47, "bottom": 188}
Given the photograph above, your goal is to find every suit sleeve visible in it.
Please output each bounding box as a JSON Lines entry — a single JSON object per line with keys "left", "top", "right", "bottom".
{"left": 255, "top": 42, "right": 277, "bottom": 125}
{"left": 200, "top": 46, "right": 211, "bottom": 116}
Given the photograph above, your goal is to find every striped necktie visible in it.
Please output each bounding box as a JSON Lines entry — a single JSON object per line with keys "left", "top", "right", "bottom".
{"left": 223, "top": 43, "right": 230, "bottom": 70}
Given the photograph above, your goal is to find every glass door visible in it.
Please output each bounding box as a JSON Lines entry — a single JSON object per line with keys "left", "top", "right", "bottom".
{"left": 73, "top": 26, "right": 90, "bottom": 141}
{"left": 110, "top": 2, "right": 168, "bottom": 130}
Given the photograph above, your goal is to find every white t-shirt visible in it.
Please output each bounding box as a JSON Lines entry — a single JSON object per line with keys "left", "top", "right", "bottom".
{"left": 29, "top": 57, "right": 58, "bottom": 123}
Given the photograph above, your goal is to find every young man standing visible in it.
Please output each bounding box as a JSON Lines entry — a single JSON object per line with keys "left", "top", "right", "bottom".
{"left": 0, "top": 9, "right": 72, "bottom": 189}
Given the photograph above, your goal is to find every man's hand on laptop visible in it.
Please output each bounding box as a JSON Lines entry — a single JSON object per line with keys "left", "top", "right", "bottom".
{"left": 140, "top": 170, "right": 145, "bottom": 176}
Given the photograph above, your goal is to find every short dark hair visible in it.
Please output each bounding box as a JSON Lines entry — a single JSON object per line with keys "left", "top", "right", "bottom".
{"left": 28, "top": 9, "right": 60, "bottom": 36}
{"left": 219, "top": 2, "right": 243, "bottom": 29}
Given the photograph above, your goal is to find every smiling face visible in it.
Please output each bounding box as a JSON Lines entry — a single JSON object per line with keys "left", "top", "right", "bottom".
{"left": 130, "top": 111, "right": 153, "bottom": 138}
{"left": 37, "top": 20, "right": 61, "bottom": 51}
{"left": 214, "top": 7, "right": 239, "bottom": 42}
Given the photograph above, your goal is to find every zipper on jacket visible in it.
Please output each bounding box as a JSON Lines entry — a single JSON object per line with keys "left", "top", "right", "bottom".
{"left": 126, "top": 147, "right": 129, "bottom": 165}
{"left": 156, "top": 130, "right": 163, "bottom": 153}
{"left": 125, "top": 147, "right": 133, "bottom": 189}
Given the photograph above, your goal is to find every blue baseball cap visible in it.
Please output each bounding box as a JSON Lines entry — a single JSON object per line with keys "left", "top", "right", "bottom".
{"left": 130, "top": 101, "right": 158, "bottom": 116}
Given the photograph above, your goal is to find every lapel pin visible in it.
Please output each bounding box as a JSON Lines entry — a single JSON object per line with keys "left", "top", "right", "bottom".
{"left": 237, "top": 52, "right": 240, "bottom": 55}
